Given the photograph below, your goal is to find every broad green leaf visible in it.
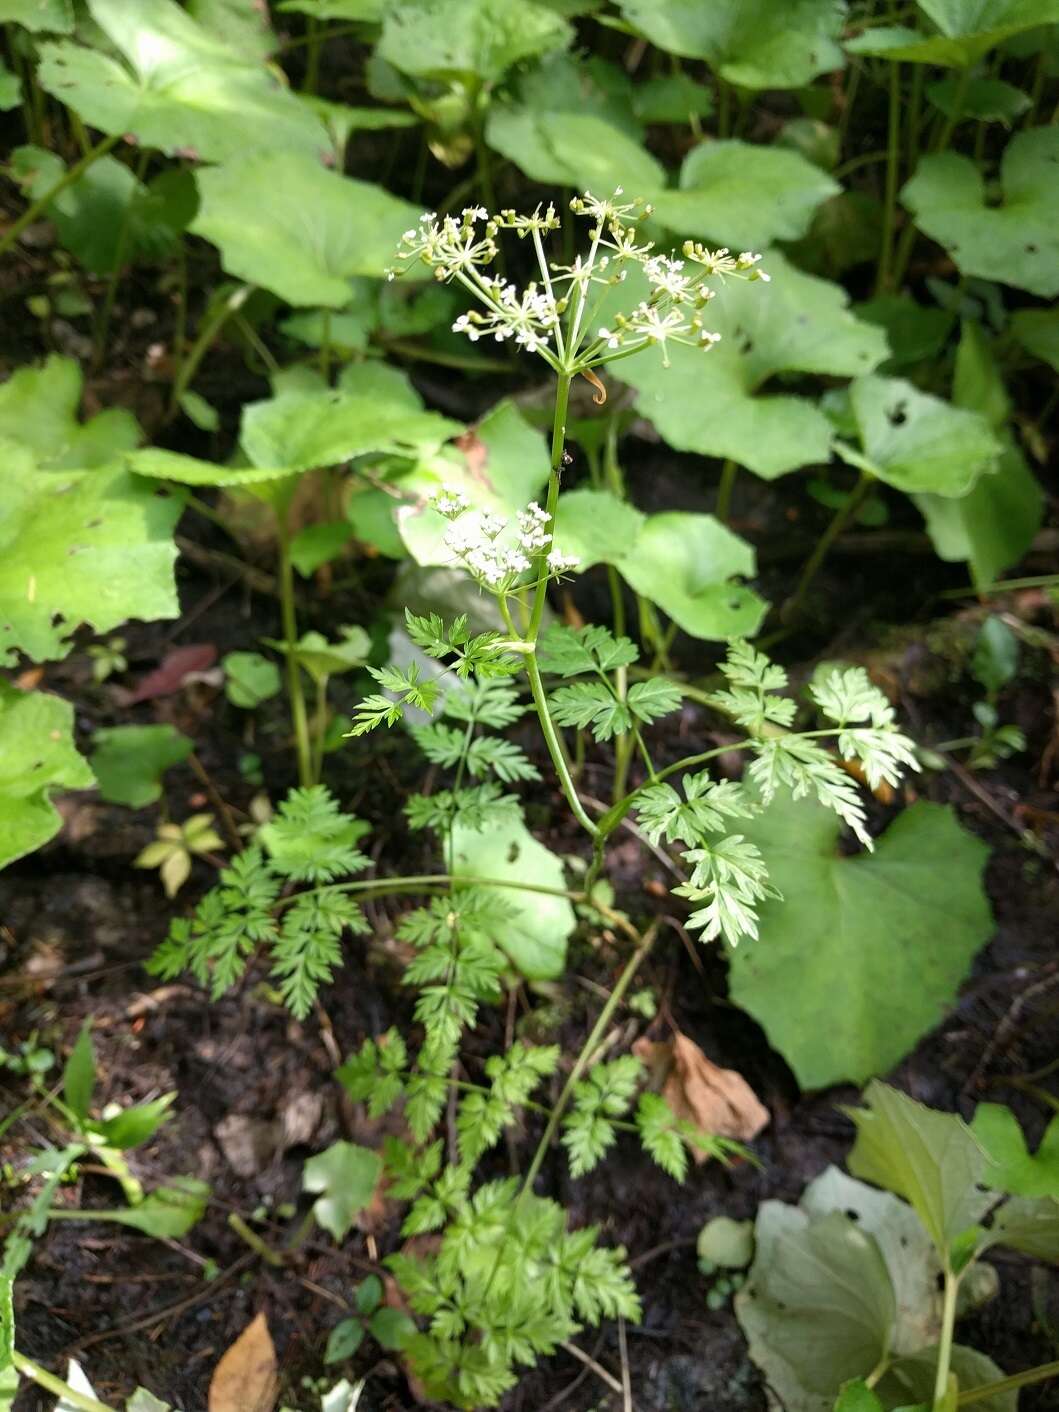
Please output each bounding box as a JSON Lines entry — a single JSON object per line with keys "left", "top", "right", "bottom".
{"left": 854, "top": 296, "right": 950, "bottom": 371}
{"left": 126, "top": 448, "right": 294, "bottom": 488}
{"left": 63, "top": 1021, "right": 96, "bottom": 1122}
{"left": 846, "top": 374, "right": 1001, "bottom": 495}
{"left": 736, "top": 1207, "right": 896, "bottom": 1403}
{"left": 876, "top": 1346, "right": 1016, "bottom": 1412}
{"left": 279, "top": 0, "right": 382, "bottom": 16}
{"left": 614, "top": 0, "right": 846, "bottom": 88}
{"left": 450, "top": 813, "right": 573, "bottom": 979}
{"left": 263, "top": 628, "right": 370, "bottom": 683}
{"left": 616, "top": 252, "right": 887, "bottom": 479}
{"left": 486, "top": 108, "right": 663, "bottom": 194}
{"left": 834, "top": 1382, "right": 884, "bottom": 1412}
{"left": 369, "top": 1306, "right": 415, "bottom": 1350}
{"left": 0, "top": 57, "right": 19, "bottom": 109}
{"left": 727, "top": 795, "right": 992, "bottom": 1088}
{"left": 0, "top": 355, "right": 139, "bottom": 468}
{"left": 39, "top": 0, "right": 324, "bottom": 162}
{"left": 396, "top": 400, "right": 550, "bottom": 564}
{"left": 0, "top": 0, "right": 73, "bottom": 30}
{"left": 984, "top": 1195, "right": 1059, "bottom": 1261}
{"left": 290, "top": 522, "right": 355, "bottom": 577}
{"left": 0, "top": 683, "right": 94, "bottom": 870}
{"left": 914, "top": 323, "right": 1042, "bottom": 583}
{"left": 191, "top": 154, "right": 421, "bottom": 306}
{"left": 1011, "top": 306, "right": 1059, "bottom": 373}
{"left": 847, "top": 1082, "right": 993, "bottom": 1260}
{"left": 0, "top": 446, "right": 181, "bottom": 666}
{"left": 92, "top": 1094, "right": 175, "bottom": 1150}
{"left": 10, "top": 146, "right": 181, "bottom": 275}
{"left": 81, "top": 1177, "right": 209, "bottom": 1238}
{"left": 926, "top": 76, "right": 1031, "bottom": 123}
{"left": 326, "top": 1317, "right": 365, "bottom": 1363}
{"left": 848, "top": 0, "right": 1059, "bottom": 66}
{"left": 240, "top": 384, "right": 460, "bottom": 474}
{"left": 555, "top": 491, "right": 766, "bottom": 640}
{"left": 901, "top": 127, "right": 1059, "bottom": 297}
{"left": 89, "top": 725, "right": 193, "bottom": 807}
{"left": 971, "top": 1105, "right": 1059, "bottom": 1198}
{"left": 188, "top": 0, "right": 276, "bottom": 57}
{"left": 377, "top": 0, "right": 571, "bottom": 82}
{"left": 651, "top": 141, "right": 839, "bottom": 250}
{"left": 303, "top": 1141, "right": 382, "bottom": 1241}
{"left": 222, "top": 651, "right": 282, "bottom": 708}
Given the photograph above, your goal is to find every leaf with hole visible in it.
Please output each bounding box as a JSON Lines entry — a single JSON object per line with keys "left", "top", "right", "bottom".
{"left": 614, "top": 253, "right": 887, "bottom": 479}
{"left": 726, "top": 794, "right": 992, "bottom": 1089}
{"left": 901, "top": 126, "right": 1059, "bottom": 298}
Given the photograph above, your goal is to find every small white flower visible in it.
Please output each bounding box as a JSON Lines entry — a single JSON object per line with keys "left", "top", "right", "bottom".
{"left": 547, "top": 548, "right": 578, "bottom": 573}
{"left": 479, "top": 510, "right": 506, "bottom": 540}
{"left": 598, "top": 326, "right": 621, "bottom": 349}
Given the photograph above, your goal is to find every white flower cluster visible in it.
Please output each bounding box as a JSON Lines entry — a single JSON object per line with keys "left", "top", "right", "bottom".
{"left": 387, "top": 189, "right": 768, "bottom": 375}
{"left": 433, "top": 485, "right": 470, "bottom": 519}
{"left": 437, "top": 496, "right": 578, "bottom": 593}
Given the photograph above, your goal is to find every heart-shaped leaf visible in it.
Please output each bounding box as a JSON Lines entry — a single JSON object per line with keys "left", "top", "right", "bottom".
{"left": 616, "top": 252, "right": 887, "bottom": 479}
{"left": 487, "top": 107, "right": 664, "bottom": 195}
{"left": 554, "top": 489, "right": 767, "bottom": 640}
{"left": 377, "top": 0, "right": 571, "bottom": 82}
{"left": 726, "top": 794, "right": 992, "bottom": 1088}
{"left": 0, "top": 445, "right": 181, "bottom": 666}
{"left": 613, "top": 0, "right": 846, "bottom": 88}
{"left": 303, "top": 1141, "right": 383, "bottom": 1240}
{"left": 845, "top": 373, "right": 1001, "bottom": 496}
{"left": 191, "top": 153, "right": 422, "bottom": 305}
{"left": 0, "top": 355, "right": 139, "bottom": 468}
{"left": 901, "top": 126, "right": 1059, "bottom": 297}
{"left": 847, "top": 0, "right": 1059, "bottom": 67}
{"left": 90, "top": 724, "right": 193, "bottom": 807}
{"left": 39, "top": 0, "right": 325, "bottom": 162}
{"left": 0, "top": 684, "right": 95, "bottom": 870}
{"left": 651, "top": 140, "right": 839, "bottom": 250}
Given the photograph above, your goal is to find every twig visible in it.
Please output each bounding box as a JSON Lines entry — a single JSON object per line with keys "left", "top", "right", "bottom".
{"left": 188, "top": 753, "right": 242, "bottom": 853}
{"left": 558, "top": 1340, "right": 624, "bottom": 1395}
{"left": 963, "top": 962, "right": 1059, "bottom": 1094}
{"left": 618, "top": 1315, "right": 634, "bottom": 1412}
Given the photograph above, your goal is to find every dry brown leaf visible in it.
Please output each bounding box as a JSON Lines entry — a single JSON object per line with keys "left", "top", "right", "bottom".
{"left": 633, "top": 1031, "right": 768, "bottom": 1164}
{"left": 208, "top": 1311, "right": 279, "bottom": 1412}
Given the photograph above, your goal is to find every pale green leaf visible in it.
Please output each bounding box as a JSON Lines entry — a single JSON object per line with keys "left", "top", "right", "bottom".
{"left": 38, "top": 0, "right": 325, "bottom": 161}
{"left": 651, "top": 140, "right": 839, "bottom": 250}
{"left": 616, "top": 252, "right": 887, "bottom": 479}
{"left": 377, "top": 0, "right": 571, "bottom": 82}
{"left": 0, "top": 0, "right": 73, "bottom": 31}
{"left": 303, "top": 1141, "right": 383, "bottom": 1240}
{"left": 901, "top": 126, "right": 1059, "bottom": 297}
{"left": 90, "top": 725, "right": 193, "bottom": 807}
{"left": 0, "top": 446, "right": 181, "bottom": 666}
{"left": 62, "top": 1021, "right": 95, "bottom": 1122}
{"left": 613, "top": 0, "right": 846, "bottom": 88}
{"left": 926, "top": 75, "right": 1031, "bottom": 123}
{"left": 0, "top": 683, "right": 95, "bottom": 870}
{"left": 877, "top": 1346, "right": 1016, "bottom": 1412}
{"left": 554, "top": 490, "right": 767, "bottom": 640}
{"left": 970, "top": 1105, "right": 1059, "bottom": 1198}
{"left": 726, "top": 794, "right": 992, "bottom": 1088}
{"left": 486, "top": 108, "right": 663, "bottom": 194}
{"left": 450, "top": 814, "right": 573, "bottom": 980}
{"left": 847, "top": 374, "right": 1001, "bottom": 496}
{"left": 984, "top": 1195, "right": 1059, "bottom": 1261}
{"left": 0, "top": 355, "right": 140, "bottom": 468}
{"left": 222, "top": 651, "right": 282, "bottom": 708}
{"left": 191, "top": 155, "right": 423, "bottom": 306}
{"left": 834, "top": 1382, "right": 884, "bottom": 1412}
{"left": 847, "top": 1081, "right": 994, "bottom": 1260}
{"left": 78, "top": 1177, "right": 209, "bottom": 1238}
{"left": 848, "top": 0, "right": 1059, "bottom": 66}
{"left": 188, "top": 0, "right": 276, "bottom": 57}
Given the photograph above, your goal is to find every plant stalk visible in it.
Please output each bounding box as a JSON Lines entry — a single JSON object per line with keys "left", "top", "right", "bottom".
{"left": 716, "top": 458, "right": 737, "bottom": 522}
{"left": 519, "top": 920, "right": 657, "bottom": 1197}
{"left": 528, "top": 371, "right": 572, "bottom": 640}
{"left": 877, "top": 55, "right": 902, "bottom": 294}
{"left": 276, "top": 521, "right": 314, "bottom": 787}
{"left": 933, "top": 1270, "right": 960, "bottom": 1408}
{"left": 167, "top": 284, "right": 252, "bottom": 421}
{"left": 94, "top": 147, "right": 149, "bottom": 368}
{"left": 958, "top": 1359, "right": 1059, "bottom": 1406}
{"left": 787, "top": 471, "right": 873, "bottom": 620}
{"left": 525, "top": 650, "right": 600, "bottom": 838}
{"left": 11, "top": 1352, "right": 117, "bottom": 1412}
{"left": 0, "top": 130, "right": 122, "bottom": 259}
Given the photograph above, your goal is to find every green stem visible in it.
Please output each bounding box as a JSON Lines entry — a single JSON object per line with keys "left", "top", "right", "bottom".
{"left": 877, "top": 54, "right": 902, "bottom": 294}
{"left": 933, "top": 1270, "right": 960, "bottom": 1408}
{"left": 528, "top": 371, "right": 572, "bottom": 641}
{"left": 0, "top": 130, "right": 121, "bottom": 259}
{"left": 787, "top": 471, "right": 873, "bottom": 619}
{"left": 311, "top": 675, "right": 330, "bottom": 786}
{"left": 304, "top": 15, "right": 321, "bottom": 93}
{"left": 958, "top": 1359, "right": 1059, "bottom": 1406}
{"left": 716, "top": 458, "right": 737, "bottom": 522}
{"left": 11, "top": 1353, "right": 117, "bottom": 1412}
{"left": 525, "top": 650, "right": 600, "bottom": 839}
{"left": 276, "top": 520, "right": 313, "bottom": 787}
{"left": 891, "top": 64, "right": 971, "bottom": 291}
{"left": 279, "top": 872, "right": 587, "bottom": 911}
{"left": 167, "top": 285, "right": 252, "bottom": 421}
{"left": 94, "top": 147, "right": 150, "bottom": 369}
{"left": 519, "top": 920, "right": 657, "bottom": 1197}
